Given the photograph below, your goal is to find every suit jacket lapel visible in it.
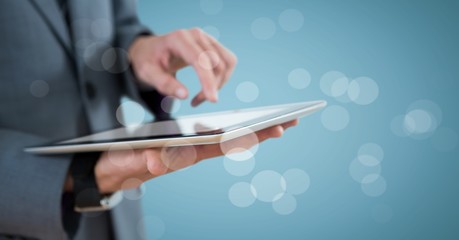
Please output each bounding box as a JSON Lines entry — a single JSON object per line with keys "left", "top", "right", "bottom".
{"left": 28, "top": 0, "right": 72, "bottom": 53}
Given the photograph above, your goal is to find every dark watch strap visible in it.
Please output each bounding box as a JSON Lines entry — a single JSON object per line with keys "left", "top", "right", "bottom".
{"left": 70, "top": 152, "right": 103, "bottom": 208}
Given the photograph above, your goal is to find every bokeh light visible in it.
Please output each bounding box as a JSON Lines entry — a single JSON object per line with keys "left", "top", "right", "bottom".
{"left": 361, "top": 175, "right": 387, "bottom": 197}
{"left": 391, "top": 100, "right": 443, "bottom": 140}
{"left": 137, "top": 216, "right": 166, "bottom": 240}
{"left": 101, "top": 47, "right": 130, "bottom": 73}
{"left": 116, "top": 100, "right": 146, "bottom": 127}
{"left": 251, "top": 170, "right": 287, "bottom": 202}
{"left": 160, "top": 96, "right": 181, "bottom": 114}
{"left": 228, "top": 182, "right": 257, "bottom": 208}
{"left": 251, "top": 17, "right": 276, "bottom": 40}
{"left": 407, "top": 100, "right": 443, "bottom": 124}
{"left": 349, "top": 158, "right": 382, "bottom": 183}
{"left": 29, "top": 80, "right": 50, "bottom": 98}
{"left": 288, "top": 68, "right": 311, "bottom": 90}
{"left": 121, "top": 178, "right": 146, "bottom": 201}
{"left": 272, "top": 193, "right": 297, "bottom": 215}
{"left": 347, "top": 77, "right": 379, "bottom": 105}
{"left": 320, "top": 71, "right": 348, "bottom": 97}
{"left": 358, "top": 143, "right": 384, "bottom": 165}
{"left": 330, "top": 77, "right": 349, "bottom": 97}
{"left": 202, "top": 25, "right": 221, "bottom": 40}
{"left": 320, "top": 105, "right": 350, "bottom": 131}
{"left": 404, "top": 109, "right": 433, "bottom": 134}
{"left": 83, "top": 41, "right": 110, "bottom": 71}
{"left": 282, "top": 168, "right": 310, "bottom": 195}
{"left": 223, "top": 156, "right": 256, "bottom": 176}
{"left": 278, "top": 9, "right": 304, "bottom": 32}
{"left": 220, "top": 127, "right": 259, "bottom": 161}
{"left": 200, "top": 0, "right": 223, "bottom": 15}
{"left": 235, "top": 81, "right": 259, "bottom": 103}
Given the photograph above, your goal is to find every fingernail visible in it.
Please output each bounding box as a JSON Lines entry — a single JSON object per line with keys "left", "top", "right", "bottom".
{"left": 175, "top": 88, "right": 187, "bottom": 99}
{"left": 213, "top": 91, "right": 219, "bottom": 102}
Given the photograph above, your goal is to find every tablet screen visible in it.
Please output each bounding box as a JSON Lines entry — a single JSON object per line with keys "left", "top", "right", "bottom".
{"left": 59, "top": 102, "right": 316, "bottom": 145}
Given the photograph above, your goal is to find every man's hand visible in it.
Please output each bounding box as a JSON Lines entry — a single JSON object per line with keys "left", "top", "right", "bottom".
{"left": 92, "top": 120, "right": 298, "bottom": 193}
{"left": 129, "top": 29, "right": 237, "bottom": 107}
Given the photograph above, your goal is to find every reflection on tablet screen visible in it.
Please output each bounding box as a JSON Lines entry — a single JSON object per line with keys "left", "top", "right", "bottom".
{"left": 63, "top": 107, "right": 283, "bottom": 144}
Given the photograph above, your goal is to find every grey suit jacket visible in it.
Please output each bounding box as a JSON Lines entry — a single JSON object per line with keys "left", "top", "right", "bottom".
{"left": 0, "top": 1, "right": 168, "bottom": 239}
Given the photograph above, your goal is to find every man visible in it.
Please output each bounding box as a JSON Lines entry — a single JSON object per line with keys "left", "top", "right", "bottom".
{"left": 0, "top": 0, "right": 297, "bottom": 239}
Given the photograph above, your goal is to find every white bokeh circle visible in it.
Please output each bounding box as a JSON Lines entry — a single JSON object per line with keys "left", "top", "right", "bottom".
{"left": 347, "top": 77, "right": 379, "bottom": 105}
{"left": 30, "top": 80, "right": 50, "bottom": 98}
{"left": 349, "top": 158, "right": 381, "bottom": 183}
{"left": 272, "top": 193, "right": 297, "bottom": 215}
{"left": 200, "top": 0, "right": 223, "bottom": 15}
{"left": 361, "top": 174, "right": 387, "bottom": 197}
{"left": 404, "top": 109, "right": 433, "bottom": 134}
{"left": 320, "top": 105, "right": 350, "bottom": 131}
{"left": 320, "top": 71, "right": 347, "bottom": 97}
{"left": 137, "top": 216, "right": 166, "bottom": 240}
{"left": 251, "top": 17, "right": 276, "bottom": 40}
{"left": 358, "top": 155, "right": 380, "bottom": 167}
{"left": 83, "top": 41, "right": 111, "bottom": 71}
{"left": 161, "top": 96, "right": 181, "bottom": 114}
{"left": 101, "top": 47, "right": 130, "bottom": 73}
{"left": 223, "top": 157, "right": 256, "bottom": 176}
{"left": 121, "top": 178, "right": 146, "bottom": 201}
{"left": 392, "top": 100, "right": 443, "bottom": 139}
{"left": 220, "top": 127, "right": 259, "bottom": 161}
{"left": 236, "top": 81, "right": 259, "bottom": 103}
{"left": 407, "top": 100, "right": 442, "bottom": 125}
{"left": 330, "top": 77, "right": 349, "bottom": 97}
{"left": 358, "top": 143, "right": 384, "bottom": 164}
{"left": 283, "top": 168, "right": 310, "bottom": 195}
{"left": 228, "top": 182, "right": 257, "bottom": 208}
{"left": 278, "top": 9, "right": 304, "bottom": 32}
{"left": 202, "top": 25, "right": 220, "bottom": 40}
{"left": 251, "top": 170, "right": 287, "bottom": 202}
{"left": 288, "top": 68, "right": 311, "bottom": 90}
{"left": 116, "top": 100, "right": 146, "bottom": 127}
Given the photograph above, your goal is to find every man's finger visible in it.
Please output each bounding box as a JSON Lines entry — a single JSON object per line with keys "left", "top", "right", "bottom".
{"left": 167, "top": 30, "right": 218, "bottom": 102}
{"left": 195, "top": 125, "right": 284, "bottom": 161}
{"left": 208, "top": 36, "right": 237, "bottom": 89}
{"left": 140, "top": 65, "right": 188, "bottom": 99}
{"left": 281, "top": 119, "right": 299, "bottom": 130}
{"left": 191, "top": 91, "right": 206, "bottom": 107}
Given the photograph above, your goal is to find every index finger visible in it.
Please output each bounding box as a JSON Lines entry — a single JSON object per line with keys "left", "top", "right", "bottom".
{"left": 166, "top": 31, "right": 218, "bottom": 102}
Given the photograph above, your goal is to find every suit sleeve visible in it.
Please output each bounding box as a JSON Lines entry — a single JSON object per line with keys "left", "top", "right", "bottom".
{"left": 0, "top": 129, "right": 71, "bottom": 240}
{"left": 112, "top": 0, "right": 172, "bottom": 120}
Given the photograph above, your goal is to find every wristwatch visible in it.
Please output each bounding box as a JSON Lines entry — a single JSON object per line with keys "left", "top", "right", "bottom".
{"left": 70, "top": 152, "right": 123, "bottom": 212}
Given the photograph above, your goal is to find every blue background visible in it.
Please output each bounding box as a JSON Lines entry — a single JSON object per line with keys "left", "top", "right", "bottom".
{"left": 135, "top": 0, "right": 459, "bottom": 239}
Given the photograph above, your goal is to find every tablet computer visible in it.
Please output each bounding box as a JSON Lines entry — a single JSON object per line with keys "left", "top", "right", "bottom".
{"left": 25, "top": 100, "right": 326, "bottom": 154}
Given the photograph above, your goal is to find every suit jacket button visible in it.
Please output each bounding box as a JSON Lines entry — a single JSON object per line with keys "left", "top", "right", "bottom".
{"left": 85, "top": 82, "right": 96, "bottom": 100}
